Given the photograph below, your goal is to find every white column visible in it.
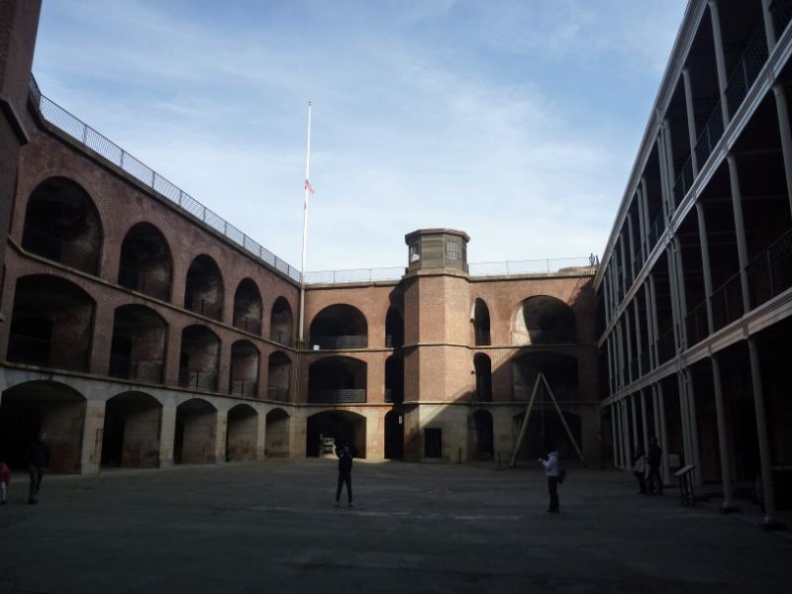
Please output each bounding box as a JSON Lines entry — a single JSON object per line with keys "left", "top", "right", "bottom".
{"left": 748, "top": 339, "right": 780, "bottom": 526}
{"left": 682, "top": 68, "right": 699, "bottom": 175}
{"left": 762, "top": 0, "right": 777, "bottom": 52}
{"left": 708, "top": 0, "right": 731, "bottom": 126}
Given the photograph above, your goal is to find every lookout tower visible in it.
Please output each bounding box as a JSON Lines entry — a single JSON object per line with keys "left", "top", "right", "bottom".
{"left": 404, "top": 228, "right": 469, "bottom": 276}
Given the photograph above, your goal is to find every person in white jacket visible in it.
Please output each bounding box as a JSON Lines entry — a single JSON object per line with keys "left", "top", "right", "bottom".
{"left": 538, "top": 450, "right": 560, "bottom": 513}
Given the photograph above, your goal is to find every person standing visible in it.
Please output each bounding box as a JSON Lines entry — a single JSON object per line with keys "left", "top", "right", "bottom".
{"left": 334, "top": 441, "right": 354, "bottom": 508}
{"left": 647, "top": 436, "right": 663, "bottom": 495}
{"left": 28, "top": 431, "right": 50, "bottom": 505}
{"left": 538, "top": 449, "right": 560, "bottom": 513}
{"left": 632, "top": 446, "right": 648, "bottom": 494}
{"left": 0, "top": 458, "right": 10, "bottom": 504}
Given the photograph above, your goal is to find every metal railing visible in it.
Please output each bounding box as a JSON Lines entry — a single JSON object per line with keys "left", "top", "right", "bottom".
{"left": 118, "top": 265, "right": 170, "bottom": 301}
{"left": 308, "top": 389, "right": 366, "bottom": 404}
{"left": 711, "top": 272, "right": 744, "bottom": 332}
{"left": 178, "top": 369, "right": 218, "bottom": 391}
{"left": 22, "top": 225, "right": 99, "bottom": 274}
{"left": 684, "top": 300, "right": 709, "bottom": 349}
{"left": 230, "top": 379, "right": 258, "bottom": 397}
{"left": 109, "top": 357, "right": 164, "bottom": 383}
{"left": 267, "top": 386, "right": 290, "bottom": 402}
{"left": 308, "top": 335, "right": 368, "bottom": 350}
{"left": 747, "top": 228, "right": 792, "bottom": 309}
{"left": 269, "top": 330, "right": 293, "bottom": 347}
{"left": 384, "top": 388, "right": 403, "bottom": 403}
{"left": 694, "top": 99, "right": 725, "bottom": 170}
{"left": 29, "top": 80, "right": 302, "bottom": 283}
{"left": 725, "top": 24, "right": 768, "bottom": 119}
{"left": 771, "top": 0, "right": 792, "bottom": 39}
{"left": 233, "top": 316, "right": 262, "bottom": 335}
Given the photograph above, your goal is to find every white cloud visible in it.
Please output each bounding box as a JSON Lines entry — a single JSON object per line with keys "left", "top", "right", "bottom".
{"left": 32, "top": 0, "right": 688, "bottom": 272}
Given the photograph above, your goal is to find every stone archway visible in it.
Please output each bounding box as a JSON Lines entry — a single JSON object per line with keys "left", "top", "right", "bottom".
{"left": 0, "top": 380, "right": 86, "bottom": 473}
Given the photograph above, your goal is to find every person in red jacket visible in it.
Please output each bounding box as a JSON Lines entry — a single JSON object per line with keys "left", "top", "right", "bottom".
{"left": 0, "top": 458, "right": 10, "bottom": 504}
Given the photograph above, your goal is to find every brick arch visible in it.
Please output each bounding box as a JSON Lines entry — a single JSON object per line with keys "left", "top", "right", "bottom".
{"left": 22, "top": 176, "right": 103, "bottom": 275}
{"left": 512, "top": 295, "right": 576, "bottom": 346}
{"left": 117, "top": 221, "right": 173, "bottom": 302}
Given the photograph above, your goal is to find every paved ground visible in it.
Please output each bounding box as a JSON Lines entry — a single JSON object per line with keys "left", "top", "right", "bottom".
{"left": 1, "top": 459, "right": 791, "bottom": 594}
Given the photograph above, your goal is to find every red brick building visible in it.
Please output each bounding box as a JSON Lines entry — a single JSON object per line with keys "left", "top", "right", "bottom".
{"left": 0, "top": 0, "right": 600, "bottom": 473}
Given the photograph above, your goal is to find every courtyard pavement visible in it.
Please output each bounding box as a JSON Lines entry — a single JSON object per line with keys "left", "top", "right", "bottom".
{"left": 1, "top": 459, "right": 791, "bottom": 593}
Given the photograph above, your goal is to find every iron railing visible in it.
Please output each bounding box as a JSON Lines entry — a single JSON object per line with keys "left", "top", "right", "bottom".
{"left": 22, "top": 226, "right": 99, "bottom": 274}
{"left": 711, "top": 272, "right": 744, "bottom": 332}
{"left": 178, "top": 369, "right": 218, "bottom": 391}
{"left": 725, "top": 24, "right": 768, "bottom": 119}
{"left": 694, "top": 99, "right": 725, "bottom": 170}
{"left": 771, "top": 0, "right": 792, "bottom": 40}
{"left": 384, "top": 388, "right": 403, "bottom": 403}
{"left": 267, "top": 386, "right": 290, "bottom": 402}
{"left": 233, "top": 317, "right": 262, "bottom": 336}
{"left": 308, "top": 389, "right": 366, "bottom": 404}
{"left": 685, "top": 300, "right": 710, "bottom": 349}
{"left": 29, "top": 81, "right": 302, "bottom": 283}
{"left": 230, "top": 380, "right": 258, "bottom": 398}
{"left": 746, "top": 228, "right": 792, "bottom": 309}
{"left": 309, "top": 335, "right": 368, "bottom": 350}
{"left": 269, "top": 330, "right": 293, "bottom": 347}
{"left": 109, "top": 357, "right": 164, "bottom": 383}
{"left": 118, "top": 265, "right": 170, "bottom": 301}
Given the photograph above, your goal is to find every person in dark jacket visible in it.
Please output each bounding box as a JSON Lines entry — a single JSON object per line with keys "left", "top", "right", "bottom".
{"left": 334, "top": 441, "right": 354, "bottom": 508}
{"left": 647, "top": 436, "right": 663, "bottom": 495}
{"left": 28, "top": 431, "right": 50, "bottom": 505}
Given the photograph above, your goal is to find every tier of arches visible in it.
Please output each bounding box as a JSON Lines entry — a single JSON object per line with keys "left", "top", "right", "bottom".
{"left": 20, "top": 177, "right": 295, "bottom": 346}
{"left": 0, "top": 379, "right": 585, "bottom": 472}
{"left": 7, "top": 275, "right": 292, "bottom": 401}
{"left": 0, "top": 380, "right": 291, "bottom": 472}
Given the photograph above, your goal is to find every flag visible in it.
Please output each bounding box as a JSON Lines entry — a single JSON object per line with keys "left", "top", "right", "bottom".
{"left": 305, "top": 179, "right": 315, "bottom": 195}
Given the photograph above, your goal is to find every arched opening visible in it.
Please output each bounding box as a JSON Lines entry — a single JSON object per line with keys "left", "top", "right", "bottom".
{"left": 385, "top": 305, "right": 404, "bottom": 348}
{"left": 233, "top": 278, "right": 262, "bottom": 335}
{"left": 385, "top": 354, "right": 404, "bottom": 403}
{"left": 512, "top": 352, "right": 580, "bottom": 403}
{"left": 474, "top": 353, "right": 492, "bottom": 402}
{"left": 0, "top": 381, "right": 86, "bottom": 473}
{"left": 473, "top": 298, "right": 491, "bottom": 345}
{"left": 117, "top": 222, "right": 172, "bottom": 301}
{"left": 384, "top": 409, "right": 404, "bottom": 460}
{"left": 513, "top": 295, "right": 576, "bottom": 345}
{"left": 184, "top": 254, "right": 224, "bottom": 321}
{"left": 309, "top": 304, "right": 368, "bottom": 349}
{"left": 512, "top": 409, "right": 582, "bottom": 462}
{"left": 22, "top": 176, "right": 102, "bottom": 275}
{"left": 7, "top": 275, "right": 95, "bottom": 372}
{"left": 229, "top": 340, "right": 259, "bottom": 397}
{"left": 179, "top": 325, "right": 220, "bottom": 391}
{"left": 306, "top": 410, "right": 367, "bottom": 458}
{"left": 270, "top": 297, "right": 293, "bottom": 346}
{"left": 471, "top": 409, "right": 494, "bottom": 460}
{"left": 267, "top": 352, "right": 291, "bottom": 402}
{"left": 307, "top": 357, "right": 367, "bottom": 403}
{"left": 265, "top": 408, "right": 290, "bottom": 458}
{"left": 101, "top": 391, "right": 162, "bottom": 469}
{"left": 109, "top": 305, "right": 167, "bottom": 383}
{"left": 226, "top": 404, "right": 258, "bottom": 461}
{"left": 174, "top": 398, "right": 217, "bottom": 464}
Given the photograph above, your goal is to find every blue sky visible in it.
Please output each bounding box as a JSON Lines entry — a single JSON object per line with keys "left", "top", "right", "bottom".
{"left": 32, "top": 0, "right": 688, "bottom": 274}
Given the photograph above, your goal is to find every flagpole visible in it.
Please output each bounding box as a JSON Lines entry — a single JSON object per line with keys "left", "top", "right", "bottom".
{"left": 298, "top": 101, "right": 312, "bottom": 349}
